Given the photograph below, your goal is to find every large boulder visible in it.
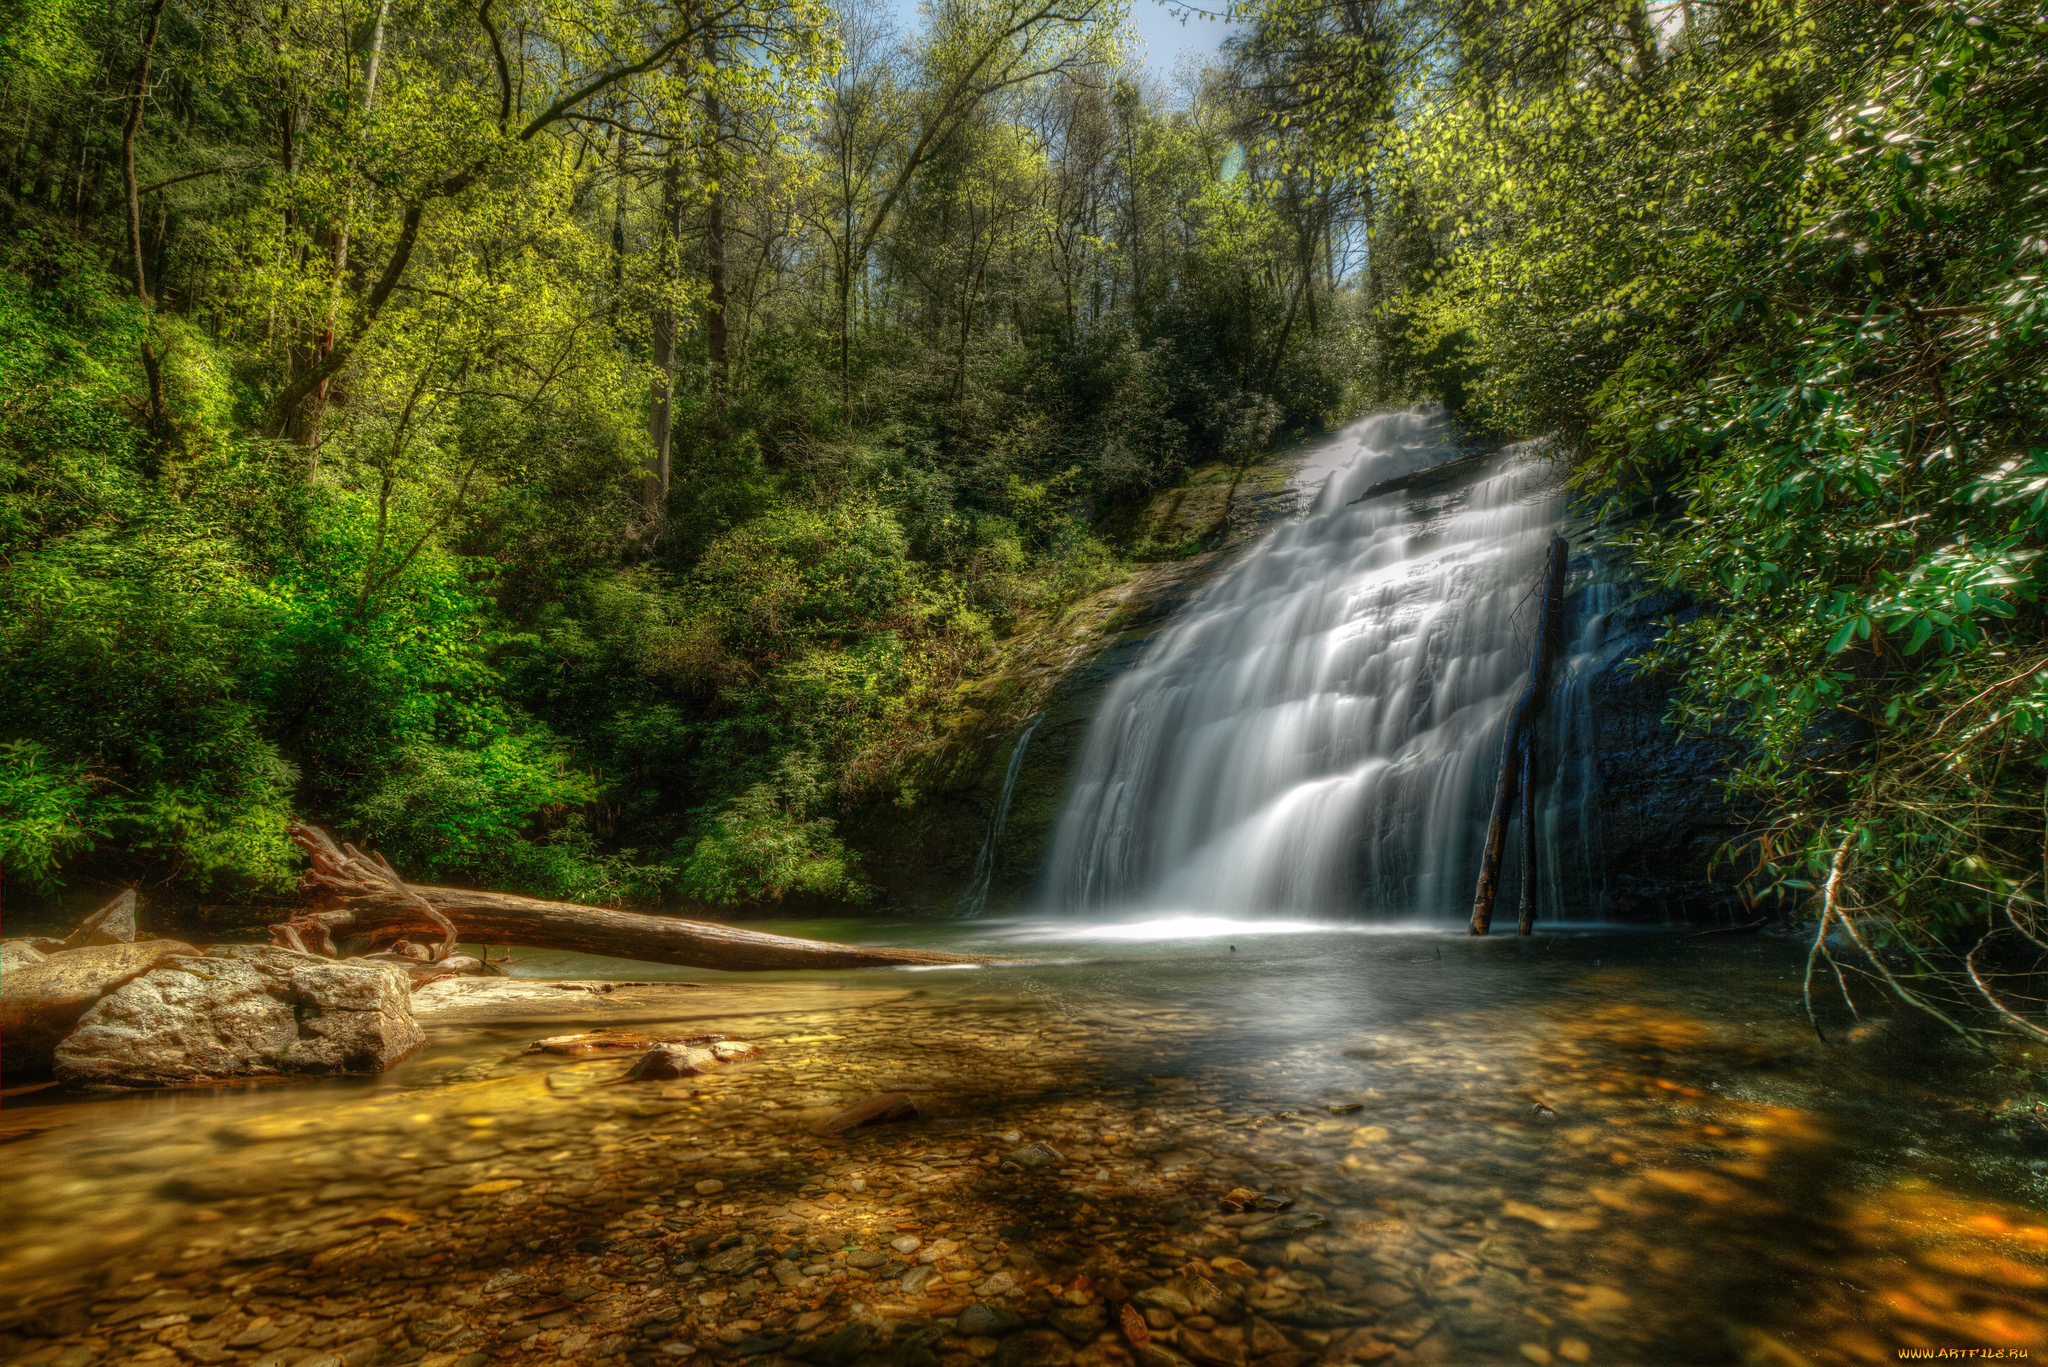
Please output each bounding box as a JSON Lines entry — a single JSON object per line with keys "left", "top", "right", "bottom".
{"left": 54, "top": 945, "right": 423, "bottom": 1087}
{"left": 0, "top": 939, "right": 200, "bottom": 1074}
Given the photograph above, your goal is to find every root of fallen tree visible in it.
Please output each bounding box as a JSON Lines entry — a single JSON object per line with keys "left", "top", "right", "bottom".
{"left": 276, "top": 825, "right": 996, "bottom": 972}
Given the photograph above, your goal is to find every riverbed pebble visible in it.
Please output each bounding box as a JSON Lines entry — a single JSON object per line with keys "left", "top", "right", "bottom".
{"left": 0, "top": 968, "right": 2040, "bottom": 1367}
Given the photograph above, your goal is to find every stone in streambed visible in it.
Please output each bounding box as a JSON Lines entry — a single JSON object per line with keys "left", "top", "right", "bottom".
{"left": 0, "top": 939, "right": 47, "bottom": 972}
{"left": 1240, "top": 1213, "right": 1326, "bottom": 1241}
{"left": 1269, "top": 1298, "right": 1381, "bottom": 1329}
{"left": 0, "top": 938, "right": 198, "bottom": 1073}
{"left": 1177, "top": 1328, "right": 1246, "bottom": 1367}
{"left": 529, "top": 1028, "right": 733, "bottom": 1055}
{"left": 359, "top": 948, "right": 493, "bottom": 983}
{"left": 958, "top": 1303, "right": 1026, "bottom": 1338}
{"left": 1048, "top": 1306, "right": 1108, "bottom": 1342}
{"left": 619, "top": 1038, "right": 757, "bottom": 1079}
{"left": 1002, "top": 1143, "right": 1063, "bottom": 1170}
{"left": 54, "top": 945, "right": 420, "bottom": 1086}
{"left": 1133, "top": 1287, "right": 1194, "bottom": 1316}
{"left": 998, "top": 1330, "right": 1076, "bottom": 1367}
{"left": 823, "top": 1092, "right": 920, "bottom": 1133}
{"left": 621, "top": 1044, "right": 721, "bottom": 1081}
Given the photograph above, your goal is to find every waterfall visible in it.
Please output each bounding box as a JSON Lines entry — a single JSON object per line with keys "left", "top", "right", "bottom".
{"left": 952, "top": 712, "right": 1043, "bottom": 918}
{"left": 1044, "top": 408, "right": 1605, "bottom": 918}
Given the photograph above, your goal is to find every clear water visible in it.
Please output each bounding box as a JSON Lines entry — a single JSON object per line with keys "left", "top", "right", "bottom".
{"left": 1044, "top": 410, "right": 1607, "bottom": 919}
{"left": 2, "top": 921, "right": 2042, "bottom": 1367}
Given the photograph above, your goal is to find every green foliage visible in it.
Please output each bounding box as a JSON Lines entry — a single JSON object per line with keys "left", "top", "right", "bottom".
{"left": 1255, "top": 0, "right": 2048, "bottom": 1019}
{"left": 348, "top": 736, "right": 597, "bottom": 883}
{"left": 0, "top": 248, "right": 625, "bottom": 897}
{"left": 0, "top": 741, "right": 102, "bottom": 893}
{"left": 679, "top": 754, "right": 865, "bottom": 904}
{"left": 0, "top": 0, "right": 1373, "bottom": 908}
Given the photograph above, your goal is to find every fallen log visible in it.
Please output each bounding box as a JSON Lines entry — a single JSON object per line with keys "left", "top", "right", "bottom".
{"left": 1346, "top": 446, "right": 1503, "bottom": 506}
{"left": 1470, "top": 533, "right": 1571, "bottom": 936}
{"left": 279, "top": 825, "right": 997, "bottom": 971}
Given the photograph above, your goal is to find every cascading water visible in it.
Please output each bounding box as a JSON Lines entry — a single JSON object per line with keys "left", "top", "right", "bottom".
{"left": 952, "top": 713, "right": 1043, "bottom": 918}
{"left": 1045, "top": 407, "right": 1608, "bottom": 918}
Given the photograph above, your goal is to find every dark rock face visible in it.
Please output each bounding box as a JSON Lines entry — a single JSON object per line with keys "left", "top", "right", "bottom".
{"left": 1573, "top": 568, "right": 1752, "bottom": 923}
{"left": 845, "top": 446, "right": 1749, "bottom": 923}
{"left": 53, "top": 944, "right": 423, "bottom": 1086}
{"left": 61, "top": 888, "right": 138, "bottom": 948}
{"left": 842, "top": 562, "right": 1245, "bottom": 915}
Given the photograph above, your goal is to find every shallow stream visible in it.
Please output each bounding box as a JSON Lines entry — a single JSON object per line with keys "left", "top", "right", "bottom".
{"left": 3, "top": 919, "right": 2043, "bottom": 1367}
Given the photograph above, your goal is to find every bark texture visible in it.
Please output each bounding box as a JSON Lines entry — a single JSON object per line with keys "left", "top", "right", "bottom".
{"left": 1470, "top": 532, "right": 1571, "bottom": 935}
{"left": 281, "top": 825, "right": 997, "bottom": 970}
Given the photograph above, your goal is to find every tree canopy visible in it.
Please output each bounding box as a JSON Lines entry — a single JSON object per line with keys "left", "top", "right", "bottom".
{"left": 12, "top": 0, "right": 2042, "bottom": 1039}
{"left": 1252, "top": 0, "right": 2048, "bottom": 1029}
{"left": 0, "top": 0, "right": 1378, "bottom": 905}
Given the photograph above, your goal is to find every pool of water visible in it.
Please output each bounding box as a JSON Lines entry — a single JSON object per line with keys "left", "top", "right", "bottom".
{"left": 2, "top": 920, "right": 2043, "bottom": 1367}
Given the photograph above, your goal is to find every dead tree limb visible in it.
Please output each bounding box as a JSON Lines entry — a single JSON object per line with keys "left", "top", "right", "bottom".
{"left": 281, "top": 824, "right": 998, "bottom": 971}
{"left": 274, "top": 831, "right": 461, "bottom": 961}
{"left": 1470, "top": 533, "right": 1570, "bottom": 936}
{"left": 1516, "top": 731, "right": 1538, "bottom": 935}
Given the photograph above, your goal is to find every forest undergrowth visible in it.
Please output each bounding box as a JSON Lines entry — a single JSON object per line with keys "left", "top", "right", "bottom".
{"left": 6, "top": 0, "right": 2046, "bottom": 1044}
{"left": 0, "top": 0, "right": 1415, "bottom": 909}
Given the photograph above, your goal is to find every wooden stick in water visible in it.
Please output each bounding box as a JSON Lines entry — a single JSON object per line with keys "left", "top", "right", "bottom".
{"left": 1470, "top": 533, "right": 1570, "bottom": 936}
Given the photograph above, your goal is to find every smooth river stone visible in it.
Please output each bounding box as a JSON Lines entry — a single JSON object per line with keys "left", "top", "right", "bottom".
{"left": 55, "top": 945, "right": 421, "bottom": 1086}
{"left": 0, "top": 938, "right": 199, "bottom": 1073}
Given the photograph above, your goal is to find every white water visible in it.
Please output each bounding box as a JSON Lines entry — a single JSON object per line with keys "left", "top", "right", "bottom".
{"left": 953, "top": 713, "right": 1043, "bottom": 918}
{"left": 1045, "top": 408, "right": 1610, "bottom": 918}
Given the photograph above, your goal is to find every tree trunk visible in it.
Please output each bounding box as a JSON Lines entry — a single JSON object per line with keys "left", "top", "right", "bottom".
{"left": 645, "top": 154, "right": 681, "bottom": 526}
{"left": 122, "top": 0, "right": 169, "bottom": 442}
{"left": 953, "top": 261, "right": 980, "bottom": 414}
{"left": 1302, "top": 227, "right": 1321, "bottom": 338}
{"left": 1469, "top": 533, "right": 1570, "bottom": 935}
{"left": 278, "top": 826, "right": 996, "bottom": 971}
{"left": 1265, "top": 267, "right": 1305, "bottom": 385}
{"left": 305, "top": 0, "right": 390, "bottom": 471}
{"left": 1623, "top": 0, "right": 1662, "bottom": 81}
{"left": 703, "top": 43, "right": 728, "bottom": 428}
{"left": 705, "top": 166, "right": 728, "bottom": 415}
{"left": 838, "top": 262, "right": 852, "bottom": 425}
{"left": 608, "top": 127, "right": 627, "bottom": 329}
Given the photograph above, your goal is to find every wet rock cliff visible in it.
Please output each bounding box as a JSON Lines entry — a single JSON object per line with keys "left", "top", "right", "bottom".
{"left": 843, "top": 437, "right": 1749, "bottom": 923}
